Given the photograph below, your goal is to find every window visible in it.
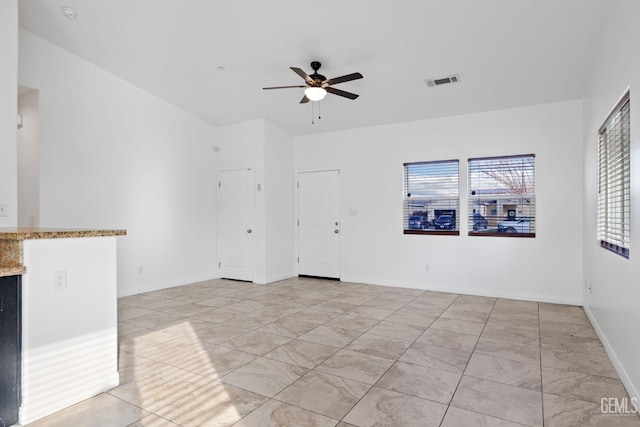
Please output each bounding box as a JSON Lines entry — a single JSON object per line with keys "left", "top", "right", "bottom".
{"left": 403, "top": 160, "right": 459, "bottom": 235}
{"left": 468, "top": 154, "right": 536, "bottom": 237}
{"left": 598, "top": 92, "right": 630, "bottom": 258}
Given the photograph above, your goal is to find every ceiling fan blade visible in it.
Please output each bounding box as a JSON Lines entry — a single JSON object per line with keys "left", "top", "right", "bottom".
{"left": 325, "top": 72, "right": 363, "bottom": 86}
{"left": 290, "top": 67, "right": 314, "bottom": 84}
{"left": 326, "top": 86, "right": 359, "bottom": 100}
{"left": 300, "top": 95, "right": 310, "bottom": 104}
{"left": 263, "top": 85, "right": 307, "bottom": 90}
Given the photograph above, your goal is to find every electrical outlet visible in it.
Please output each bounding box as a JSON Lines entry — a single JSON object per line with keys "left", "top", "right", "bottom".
{"left": 54, "top": 271, "right": 67, "bottom": 290}
{"left": 0, "top": 203, "right": 8, "bottom": 217}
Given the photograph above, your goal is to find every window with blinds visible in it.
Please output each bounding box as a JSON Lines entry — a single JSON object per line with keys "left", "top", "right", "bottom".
{"left": 598, "top": 92, "right": 630, "bottom": 258}
{"left": 468, "top": 154, "right": 536, "bottom": 237}
{"left": 403, "top": 160, "right": 459, "bottom": 235}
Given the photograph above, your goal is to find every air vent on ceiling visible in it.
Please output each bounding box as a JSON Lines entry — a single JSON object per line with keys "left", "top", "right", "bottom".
{"left": 426, "top": 74, "right": 460, "bottom": 87}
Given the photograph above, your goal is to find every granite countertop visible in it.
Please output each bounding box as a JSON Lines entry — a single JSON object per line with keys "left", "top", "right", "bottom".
{"left": 0, "top": 227, "right": 126, "bottom": 277}
{"left": 0, "top": 227, "right": 127, "bottom": 241}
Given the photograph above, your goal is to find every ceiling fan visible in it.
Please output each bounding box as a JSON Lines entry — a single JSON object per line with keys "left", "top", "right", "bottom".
{"left": 263, "top": 61, "right": 363, "bottom": 103}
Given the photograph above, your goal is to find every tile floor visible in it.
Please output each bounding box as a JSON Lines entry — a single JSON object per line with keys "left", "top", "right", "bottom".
{"left": 25, "top": 277, "right": 640, "bottom": 427}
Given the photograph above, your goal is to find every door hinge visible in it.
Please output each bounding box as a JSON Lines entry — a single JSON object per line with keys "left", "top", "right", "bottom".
{"left": 218, "top": 181, "right": 221, "bottom": 188}
{"left": 218, "top": 261, "right": 221, "bottom": 268}
{"left": 297, "top": 219, "right": 299, "bottom": 226}
{"left": 297, "top": 257, "right": 299, "bottom": 263}
{"left": 297, "top": 181, "right": 299, "bottom": 188}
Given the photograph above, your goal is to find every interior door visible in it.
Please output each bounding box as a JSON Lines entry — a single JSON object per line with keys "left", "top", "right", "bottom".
{"left": 298, "top": 170, "right": 340, "bottom": 278}
{"left": 218, "top": 168, "right": 254, "bottom": 281}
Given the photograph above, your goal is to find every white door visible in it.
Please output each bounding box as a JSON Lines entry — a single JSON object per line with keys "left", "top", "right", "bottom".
{"left": 298, "top": 170, "right": 340, "bottom": 278}
{"left": 218, "top": 168, "right": 254, "bottom": 281}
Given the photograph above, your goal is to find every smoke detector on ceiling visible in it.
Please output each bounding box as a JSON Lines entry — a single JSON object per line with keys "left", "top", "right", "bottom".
{"left": 426, "top": 74, "right": 460, "bottom": 87}
{"left": 61, "top": 6, "right": 78, "bottom": 20}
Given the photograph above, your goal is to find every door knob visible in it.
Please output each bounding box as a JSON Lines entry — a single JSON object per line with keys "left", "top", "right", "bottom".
{"left": 247, "top": 229, "right": 252, "bottom": 234}
{"left": 334, "top": 229, "right": 339, "bottom": 234}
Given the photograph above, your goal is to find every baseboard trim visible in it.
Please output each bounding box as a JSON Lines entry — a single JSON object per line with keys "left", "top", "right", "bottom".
{"left": 339, "top": 275, "right": 583, "bottom": 306}
{"left": 117, "top": 274, "right": 220, "bottom": 297}
{"left": 584, "top": 306, "right": 639, "bottom": 402}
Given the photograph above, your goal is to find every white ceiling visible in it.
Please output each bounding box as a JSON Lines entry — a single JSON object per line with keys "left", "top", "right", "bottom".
{"left": 18, "top": 0, "right": 609, "bottom": 136}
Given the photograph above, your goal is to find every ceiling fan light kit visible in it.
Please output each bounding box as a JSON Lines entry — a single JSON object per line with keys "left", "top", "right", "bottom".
{"left": 264, "top": 61, "right": 363, "bottom": 106}
{"left": 304, "top": 87, "right": 327, "bottom": 101}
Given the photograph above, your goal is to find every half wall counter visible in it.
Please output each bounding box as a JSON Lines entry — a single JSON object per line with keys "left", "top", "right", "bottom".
{"left": 0, "top": 227, "right": 126, "bottom": 425}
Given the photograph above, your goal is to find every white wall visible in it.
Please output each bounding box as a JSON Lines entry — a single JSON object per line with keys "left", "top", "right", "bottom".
{"left": 18, "top": 89, "right": 40, "bottom": 226}
{"left": 18, "top": 30, "right": 219, "bottom": 296}
{"left": 582, "top": 0, "right": 640, "bottom": 402}
{"left": 21, "top": 237, "right": 119, "bottom": 424}
{"left": 215, "top": 118, "right": 295, "bottom": 284}
{"left": 264, "top": 119, "right": 295, "bottom": 282}
{"left": 295, "top": 100, "right": 584, "bottom": 304}
{"left": 0, "top": 0, "right": 18, "bottom": 227}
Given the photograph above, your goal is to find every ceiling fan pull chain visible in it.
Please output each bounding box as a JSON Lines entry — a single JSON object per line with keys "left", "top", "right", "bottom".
{"left": 318, "top": 102, "right": 321, "bottom": 120}
{"left": 311, "top": 102, "right": 314, "bottom": 125}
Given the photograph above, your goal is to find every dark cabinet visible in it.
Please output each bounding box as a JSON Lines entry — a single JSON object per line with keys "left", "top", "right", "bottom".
{"left": 0, "top": 275, "right": 21, "bottom": 427}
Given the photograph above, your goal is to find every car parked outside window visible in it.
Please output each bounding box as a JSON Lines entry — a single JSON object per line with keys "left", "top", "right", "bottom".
{"left": 434, "top": 214, "right": 456, "bottom": 230}
{"left": 498, "top": 217, "right": 532, "bottom": 233}
{"left": 472, "top": 213, "right": 488, "bottom": 231}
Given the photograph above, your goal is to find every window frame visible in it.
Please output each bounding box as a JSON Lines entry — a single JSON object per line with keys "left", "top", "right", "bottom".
{"left": 467, "top": 153, "right": 536, "bottom": 238}
{"left": 597, "top": 91, "right": 631, "bottom": 259}
{"left": 403, "top": 159, "right": 460, "bottom": 236}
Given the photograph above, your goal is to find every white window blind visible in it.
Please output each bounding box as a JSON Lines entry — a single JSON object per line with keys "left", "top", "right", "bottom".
{"left": 598, "top": 92, "right": 630, "bottom": 258}
{"left": 403, "top": 160, "right": 459, "bottom": 234}
{"left": 468, "top": 154, "right": 536, "bottom": 236}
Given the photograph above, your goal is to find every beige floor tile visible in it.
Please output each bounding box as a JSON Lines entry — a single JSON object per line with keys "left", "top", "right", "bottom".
{"left": 481, "top": 323, "right": 540, "bottom": 346}
{"left": 220, "top": 357, "right": 307, "bottom": 397}
{"left": 325, "top": 314, "right": 379, "bottom": 332}
{"left": 440, "top": 306, "right": 491, "bottom": 323}
{"left": 316, "top": 349, "right": 394, "bottom": 384}
{"left": 539, "top": 319, "right": 598, "bottom": 339}
{"left": 541, "top": 347, "right": 618, "bottom": 378}
{"left": 474, "top": 337, "right": 541, "bottom": 364}
{"left": 366, "top": 320, "right": 425, "bottom": 341}
{"left": 169, "top": 342, "right": 256, "bottom": 379}
{"left": 285, "top": 308, "right": 338, "bottom": 324}
{"left": 378, "top": 361, "right": 461, "bottom": 404}
{"left": 156, "top": 382, "right": 268, "bottom": 426}
{"left": 198, "top": 296, "right": 243, "bottom": 308}
{"left": 192, "top": 308, "right": 240, "bottom": 323}
{"left": 343, "top": 386, "right": 447, "bottom": 427}
{"left": 429, "top": 317, "right": 485, "bottom": 336}
{"left": 452, "top": 376, "right": 543, "bottom": 427}
{"left": 117, "top": 351, "right": 174, "bottom": 384}
{"left": 491, "top": 304, "right": 539, "bottom": 321}
{"left": 125, "top": 311, "right": 187, "bottom": 330}
{"left": 263, "top": 339, "right": 339, "bottom": 368}
{"left": 345, "top": 332, "right": 412, "bottom": 360}
{"left": 223, "top": 330, "right": 290, "bottom": 355}
{"left": 234, "top": 399, "right": 339, "bottom": 427}
{"left": 399, "top": 301, "right": 447, "bottom": 317}
{"left": 465, "top": 353, "right": 542, "bottom": 390}
{"left": 25, "top": 393, "right": 147, "bottom": 427}
{"left": 274, "top": 371, "right": 370, "bottom": 419}
{"left": 159, "top": 303, "right": 214, "bottom": 317}
{"left": 441, "top": 407, "right": 529, "bottom": 427}
{"left": 384, "top": 311, "right": 436, "bottom": 328}
{"left": 195, "top": 324, "right": 250, "bottom": 344}
{"left": 348, "top": 305, "right": 395, "bottom": 320}
{"left": 487, "top": 312, "right": 540, "bottom": 332}
{"left": 297, "top": 325, "right": 362, "bottom": 347}
{"left": 312, "top": 301, "right": 358, "bottom": 315}
{"left": 128, "top": 414, "right": 181, "bottom": 427}
{"left": 400, "top": 341, "right": 471, "bottom": 374}
{"left": 223, "top": 313, "right": 280, "bottom": 330}
{"left": 541, "top": 331, "right": 606, "bottom": 355}
{"left": 256, "top": 318, "right": 318, "bottom": 338}
{"left": 416, "top": 328, "right": 479, "bottom": 352}
{"left": 118, "top": 321, "right": 150, "bottom": 337}
{"left": 542, "top": 367, "right": 628, "bottom": 403}
{"left": 108, "top": 365, "right": 213, "bottom": 412}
